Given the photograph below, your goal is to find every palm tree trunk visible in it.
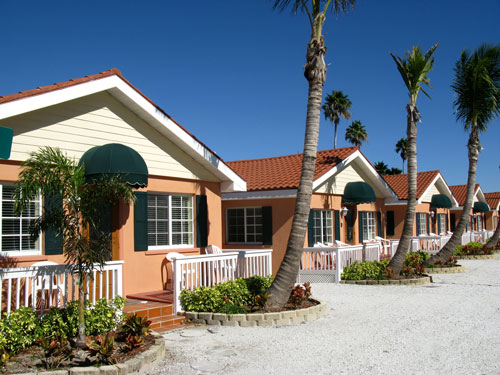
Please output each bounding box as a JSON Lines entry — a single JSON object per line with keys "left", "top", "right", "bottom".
{"left": 429, "top": 128, "right": 480, "bottom": 263}
{"left": 334, "top": 122, "right": 338, "bottom": 149}
{"left": 76, "top": 267, "right": 86, "bottom": 348}
{"left": 267, "top": 22, "right": 327, "bottom": 307}
{"left": 388, "top": 104, "right": 418, "bottom": 275}
{"left": 487, "top": 219, "right": 500, "bottom": 248}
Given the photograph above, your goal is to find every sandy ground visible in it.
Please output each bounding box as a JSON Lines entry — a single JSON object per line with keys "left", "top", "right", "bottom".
{"left": 146, "top": 258, "right": 500, "bottom": 375}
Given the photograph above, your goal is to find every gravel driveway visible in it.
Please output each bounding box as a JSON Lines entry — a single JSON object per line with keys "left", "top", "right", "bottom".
{"left": 146, "top": 258, "right": 500, "bottom": 375}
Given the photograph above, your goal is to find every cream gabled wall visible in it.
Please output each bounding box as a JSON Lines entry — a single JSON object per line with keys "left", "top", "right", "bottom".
{"left": 1, "top": 92, "right": 218, "bottom": 181}
{"left": 315, "top": 164, "right": 364, "bottom": 194}
{"left": 421, "top": 184, "right": 440, "bottom": 203}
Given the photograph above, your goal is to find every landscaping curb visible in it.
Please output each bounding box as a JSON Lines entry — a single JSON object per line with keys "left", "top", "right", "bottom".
{"left": 456, "top": 254, "right": 499, "bottom": 260}
{"left": 16, "top": 332, "right": 165, "bottom": 375}
{"left": 184, "top": 299, "right": 327, "bottom": 327}
{"left": 340, "top": 276, "right": 431, "bottom": 285}
{"left": 425, "top": 265, "right": 465, "bottom": 274}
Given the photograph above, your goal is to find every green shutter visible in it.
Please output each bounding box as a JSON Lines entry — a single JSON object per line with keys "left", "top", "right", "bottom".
{"left": 450, "top": 213, "right": 456, "bottom": 232}
{"left": 307, "top": 209, "right": 315, "bottom": 247}
{"left": 44, "top": 194, "right": 63, "bottom": 255}
{"left": 134, "top": 192, "right": 148, "bottom": 251}
{"left": 416, "top": 213, "right": 421, "bottom": 235}
{"left": 358, "top": 211, "right": 364, "bottom": 243}
{"left": 262, "top": 206, "right": 273, "bottom": 245}
{"left": 386, "top": 211, "right": 395, "bottom": 236}
{"left": 196, "top": 195, "right": 208, "bottom": 247}
{"left": 334, "top": 210, "right": 340, "bottom": 241}
{"left": 377, "top": 212, "right": 382, "bottom": 237}
{"left": 426, "top": 214, "right": 430, "bottom": 235}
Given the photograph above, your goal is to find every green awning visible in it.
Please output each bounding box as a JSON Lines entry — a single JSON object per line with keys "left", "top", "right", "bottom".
{"left": 473, "top": 201, "right": 489, "bottom": 213}
{"left": 430, "top": 194, "right": 452, "bottom": 209}
{"left": 79, "top": 143, "right": 148, "bottom": 188}
{"left": 0, "top": 127, "right": 13, "bottom": 159}
{"left": 342, "top": 181, "right": 376, "bottom": 204}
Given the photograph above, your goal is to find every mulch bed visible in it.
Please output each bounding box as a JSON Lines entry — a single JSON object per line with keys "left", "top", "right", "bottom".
{"left": 1, "top": 334, "right": 154, "bottom": 374}
{"left": 258, "top": 298, "right": 318, "bottom": 313}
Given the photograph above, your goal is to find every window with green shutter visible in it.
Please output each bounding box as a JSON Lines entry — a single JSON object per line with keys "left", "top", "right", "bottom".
{"left": 386, "top": 211, "right": 395, "bottom": 236}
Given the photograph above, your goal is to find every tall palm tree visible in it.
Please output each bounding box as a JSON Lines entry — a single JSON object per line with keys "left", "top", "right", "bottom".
{"left": 387, "top": 43, "right": 439, "bottom": 276}
{"left": 267, "top": 0, "right": 355, "bottom": 307}
{"left": 430, "top": 44, "right": 500, "bottom": 264}
{"left": 323, "top": 90, "right": 352, "bottom": 148}
{"left": 374, "top": 161, "right": 389, "bottom": 175}
{"left": 488, "top": 219, "right": 500, "bottom": 248}
{"left": 345, "top": 120, "right": 367, "bottom": 147}
{"left": 395, "top": 137, "right": 408, "bottom": 173}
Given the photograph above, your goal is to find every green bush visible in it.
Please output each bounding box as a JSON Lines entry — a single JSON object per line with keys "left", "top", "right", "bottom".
{"left": 84, "top": 296, "right": 125, "bottom": 336}
{"left": 453, "top": 245, "right": 464, "bottom": 256}
{"left": 0, "top": 307, "right": 41, "bottom": 354}
{"left": 179, "top": 275, "right": 274, "bottom": 313}
{"left": 455, "top": 241, "right": 491, "bottom": 256}
{"left": 341, "top": 259, "right": 389, "bottom": 281}
{"left": 401, "top": 251, "right": 428, "bottom": 276}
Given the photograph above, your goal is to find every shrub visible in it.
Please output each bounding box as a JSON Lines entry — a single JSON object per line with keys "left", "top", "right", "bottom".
{"left": 341, "top": 259, "right": 389, "bottom": 281}
{"left": 86, "top": 333, "right": 116, "bottom": 365}
{"left": 120, "top": 314, "right": 151, "bottom": 338}
{"left": 179, "top": 275, "right": 275, "bottom": 313}
{"left": 453, "top": 245, "right": 464, "bottom": 256}
{"left": 455, "top": 241, "right": 492, "bottom": 256}
{"left": 38, "top": 336, "right": 73, "bottom": 369}
{"left": 288, "top": 282, "right": 312, "bottom": 308}
{"left": 401, "top": 251, "right": 428, "bottom": 276}
{"left": 431, "top": 256, "right": 458, "bottom": 268}
{"left": 0, "top": 307, "right": 41, "bottom": 354}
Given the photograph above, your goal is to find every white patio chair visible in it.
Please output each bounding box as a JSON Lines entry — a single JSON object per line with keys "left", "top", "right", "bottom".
{"left": 166, "top": 252, "right": 197, "bottom": 289}
{"left": 375, "top": 236, "right": 391, "bottom": 259}
{"left": 205, "top": 245, "right": 234, "bottom": 282}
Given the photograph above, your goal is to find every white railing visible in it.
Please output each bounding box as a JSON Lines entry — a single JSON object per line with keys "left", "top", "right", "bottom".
{"left": 461, "top": 231, "right": 494, "bottom": 245}
{"left": 461, "top": 231, "right": 472, "bottom": 245}
{"left": 0, "top": 261, "right": 123, "bottom": 318}
{"left": 410, "top": 235, "right": 451, "bottom": 254}
{"left": 170, "top": 249, "right": 273, "bottom": 314}
{"left": 297, "top": 243, "right": 380, "bottom": 284}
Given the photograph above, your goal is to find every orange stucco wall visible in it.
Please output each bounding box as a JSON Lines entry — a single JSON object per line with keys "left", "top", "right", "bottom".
{"left": 221, "top": 194, "right": 385, "bottom": 275}
{"left": 0, "top": 161, "right": 223, "bottom": 296}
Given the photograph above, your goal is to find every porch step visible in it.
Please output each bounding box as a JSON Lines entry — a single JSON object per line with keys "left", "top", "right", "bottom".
{"left": 123, "top": 299, "right": 189, "bottom": 333}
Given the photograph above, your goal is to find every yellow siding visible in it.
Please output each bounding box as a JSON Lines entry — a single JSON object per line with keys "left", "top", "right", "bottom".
{"left": 1, "top": 92, "right": 218, "bottom": 181}
{"left": 421, "top": 183, "right": 440, "bottom": 203}
{"left": 315, "top": 164, "right": 364, "bottom": 194}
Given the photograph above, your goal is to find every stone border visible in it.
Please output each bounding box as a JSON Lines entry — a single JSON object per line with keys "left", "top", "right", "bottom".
{"left": 184, "top": 300, "right": 327, "bottom": 327}
{"left": 340, "top": 276, "right": 431, "bottom": 285}
{"left": 18, "top": 332, "right": 165, "bottom": 375}
{"left": 456, "top": 254, "right": 498, "bottom": 260}
{"left": 425, "top": 265, "right": 465, "bottom": 274}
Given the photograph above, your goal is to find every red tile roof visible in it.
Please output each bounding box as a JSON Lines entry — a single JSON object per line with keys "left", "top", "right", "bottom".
{"left": 0, "top": 68, "right": 232, "bottom": 170}
{"left": 485, "top": 192, "right": 500, "bottom": 210}
{"left": 449, "top": 184, "right": 480, "bottom": 206}
{"left": 227, "top": 147, "right": 359, "bottom": 191}
{"left": 383, "top": 170, "right": 440, "bottom": 200}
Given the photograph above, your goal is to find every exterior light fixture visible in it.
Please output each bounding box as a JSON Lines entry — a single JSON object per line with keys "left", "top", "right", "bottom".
{"left": 429, "top": 211, "right": 435, "bottom": 218}
{"left": 341, "top": 207, "right": 349, "bottom": 217}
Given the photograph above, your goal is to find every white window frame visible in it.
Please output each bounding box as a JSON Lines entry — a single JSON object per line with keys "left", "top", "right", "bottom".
{"left": 437, "top": 214, "right": 446, "bottom": 235}
{"left": 312, "top": 210, "right": 333, "bottom": 245}
{"left": 0, "top": 183, "right": 42, "bottom": 256}
{"left": 147, "top": 193, "right": 194, "bottom": 250}
{"left": 362, "top": 212, "right": 376, "bottom": 242}
{"left": 226, "top": 207, "right": 263, "bottom": 245}
{"left": 477, "top": 215, "right": 482, "bottom": 231}
{"left": 417, "top": 213, "right": 427, "bottom": 236}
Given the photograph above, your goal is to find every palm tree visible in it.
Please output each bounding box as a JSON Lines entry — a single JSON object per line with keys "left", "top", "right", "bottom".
{"left": 488, "top": 219, "right": 500, "bottom": 248}
{"left": 395, "top": 137, "right": 408, "bottom": 173}
{"left": 387, "top": 43, "right": 439, "bottom": 276}
{"left": 429, "top": 44, "right": 500, "bottom": 264}
{"left": 387, "top": 167, "right": 402, "bottom": 175}
{"left": 267, "top": 0, "right": 355, "bottom": 307}
{"left": 14, "top": 147, "right": 136, "bottom": 347}
{"left": 323, "top": 90, "right": 352, "bottom": 148}
{"left": 345, "top": 120, "right": 367, "bottom": 147}
{"left": 374, "top": 161, "right": 389, "bottom": 175}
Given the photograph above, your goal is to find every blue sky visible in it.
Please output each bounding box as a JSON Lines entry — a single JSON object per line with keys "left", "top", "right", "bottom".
{"left": 2, "top": 1, "right": 499, "bottom": 192}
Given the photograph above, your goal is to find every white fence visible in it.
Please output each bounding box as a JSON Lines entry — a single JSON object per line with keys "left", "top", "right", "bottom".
{"left": 0, "top": 261, "right": 123, "bottom": 318}
{"left": 170, "top": 249, "right": 273, "bottom": 313}
{"left": 297, "top": 243, "right": 380, "bottom": 284}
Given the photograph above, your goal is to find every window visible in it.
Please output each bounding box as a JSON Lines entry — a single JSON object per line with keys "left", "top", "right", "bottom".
{"left": 1, "top": 184, "right": 41, "bottom": 255}
{"left": 362, "top": 212, "right": 376, "bottom": 241}
{"left": 477, "top": 215, "right": 482, "bottom": 231}
{"left": 147, "top": 194, "right": 193, "bottom": 248}
{"left": 465, "top": 215, "right": 472, "bottom": 232}
{"left": 437, "top": 214, "right": 446, "bottom": 234}
{"left": 227, "top": 207, "right": 262, "bottom": 244}
{"left": 416, "top": 213, "right": 427, "bottom": 235}
{"left": 312, "top": 210, "right": 333, "bottom": 245}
